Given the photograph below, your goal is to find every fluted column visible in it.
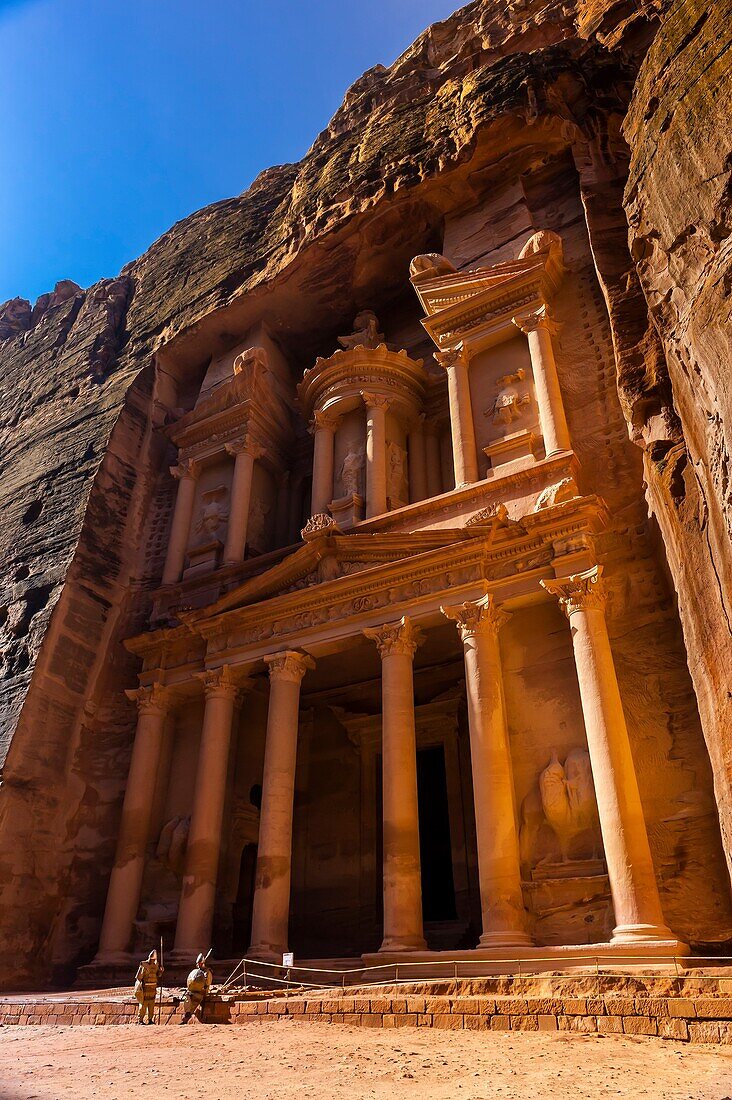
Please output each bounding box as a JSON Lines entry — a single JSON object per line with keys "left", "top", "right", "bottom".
{"left": 408, "top": 415, "right": 428, "bottom": 503}
{"left": 424, "top": 418, "right": 443, "bottom": 498}
{"left": 310, "top": 410, "right": 340, "bottom": 517}
{"left": 223, "top": 439, "right": 262, "bottom": 565}
{"left": 541, "top": 566, "right": 675, "bottom": 943}
{"left": 442, "top": 599, "right": 531, "bottom": 946}
{"left": 513, "top": 306, "right": 570, "bottom": 455}
{"left": 162, "top": 460, "right": 199, "bottom": 584}
{"left": 249, "top": 650, "right": 315, "bottom": 960}
{"left": 174, "top": 667, "right": 243, "bottom": 953}
{"left": 361, "top": 392, "right": 389, "bottom": 518}
{"left": 436, "top": 350, "right": 478, "bottom": 487}
{"left": 96, "top": 683, "right": 171, "bottom": 959}
{"left": 364, "top": 616, "right": 427, "bottom": 952}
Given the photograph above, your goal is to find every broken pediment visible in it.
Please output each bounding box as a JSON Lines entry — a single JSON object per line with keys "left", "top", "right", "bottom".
{"left": 410, "top": 230, "right": 564, "bottom": 356}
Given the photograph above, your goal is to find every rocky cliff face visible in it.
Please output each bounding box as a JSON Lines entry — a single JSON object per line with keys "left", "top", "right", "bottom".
{"left": 0, "top": 0, "right": 730, "bottom": 986}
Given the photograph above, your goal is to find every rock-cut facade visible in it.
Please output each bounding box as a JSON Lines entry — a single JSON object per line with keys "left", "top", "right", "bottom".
{"left": 0, "top": 0, "right": 731, "bottom": 988}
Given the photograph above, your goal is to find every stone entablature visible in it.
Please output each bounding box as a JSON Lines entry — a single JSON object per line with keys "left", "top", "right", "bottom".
{"left": 128, "top": 493, "right": 607, "bottom": 684}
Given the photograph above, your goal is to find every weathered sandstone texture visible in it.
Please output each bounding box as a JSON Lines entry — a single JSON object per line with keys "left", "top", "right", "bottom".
{"left": 0, "top": 0, "right": 730, "bottom": 991}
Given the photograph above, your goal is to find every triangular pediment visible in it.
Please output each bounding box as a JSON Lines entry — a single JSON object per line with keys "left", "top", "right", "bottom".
{"left": 188, "top": 527, "right": 480, "bottom": 622}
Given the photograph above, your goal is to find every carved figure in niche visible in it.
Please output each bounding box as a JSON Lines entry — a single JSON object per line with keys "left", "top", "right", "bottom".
{"left": 156, "top": 815, "right": 190, "bottom": 877}
{"left": 519, "top": 749, "right": 601, "bottom": 869}
{"left": 387, "top": 440, "right": 408, "bottom": 503}
{"left": 248, "top": 496, "right": 271, "bottom": 552}
{"left": 339, "top": 447, "right": 364, "bottom": 497}
{"left": 194, "top": 486, "right": 229, "bottom": 542}
{"left": 338, "top": 310, "right": 384, "bottom": 351}
{"left": 486, "top": 369, "right": 530, "bottom": 427}
{"left": 409, "top": 253, "right": 457, "bottom": 281}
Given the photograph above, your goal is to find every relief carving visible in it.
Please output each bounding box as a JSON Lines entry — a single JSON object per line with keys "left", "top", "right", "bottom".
{"left": 519, "top": 748, "right": 602, "bottom": 872}
{"left": 486, "top": 369, "right": 531, "bottom": 426}
{"left": 387, "top": 440, "right": 408, "bottom": 504}
{"left": 338, "top": 310, "right": 384, "bottom": 351}
{"left": 338, "top": 447, "right": 365, "bottom": 497}
{"left": 193, "top": 485, "right": 229, "bottom": 543}
{"left": 156, "top": 815, "right": 190, "bottom": 878}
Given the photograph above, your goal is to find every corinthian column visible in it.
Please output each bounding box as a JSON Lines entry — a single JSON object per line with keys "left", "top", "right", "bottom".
{"left": 513, "top": 306, "right": 570, "bottom": 455}
{"left": 363, "top": 616, "right": 427, "bottom": 952}
{"left": 96, "top": 682, "right": 171, "bottom": 959}
{"left": 249, "top": 650, "right": 315, "bottom": 960}
{"left": 541, "top": 566, "right": 675, "bottom": 943}
{"left": 224, "top": 439, "right": 263, "bottom": 565}
{"left": 310, "top": 410, "right": 341, "bottom": 517}
{"left": 162, "top": 460, "right": 200, "bottom": 584}
{"left": 361, "top": 392, "right": 389, "bottom": 518}
{"left": 442, "top": 599, "right": 531, "bottom": 946}
{"left": 436, "top": 349, "right": 478, "bottom": 487}
{"left": 174, "top": 667, "right": 243, "bottom": 954}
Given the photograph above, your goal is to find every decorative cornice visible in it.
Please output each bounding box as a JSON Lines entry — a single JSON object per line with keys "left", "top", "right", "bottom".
{"left": 125, "top": 681, "right": 171, "bottom": 714}
{"left": 540, "top": 564, "right": 606, "bottom": 617}
{"left": 363, "top": 615, "right": 424, "bottom": 659}
{"left": 441, "top": 595, "right": 510, "bottom": 640}
{"left": 264, "top": 650, "right": 315, "bottom": 683}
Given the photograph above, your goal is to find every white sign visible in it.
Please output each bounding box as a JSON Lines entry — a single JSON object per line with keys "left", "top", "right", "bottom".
{"left": 282, "top": 952, "right": 294, "bottom": 968}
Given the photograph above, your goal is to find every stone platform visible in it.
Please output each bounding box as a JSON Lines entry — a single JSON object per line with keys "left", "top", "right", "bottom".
{"left": 2, "top": 974, "right": 731, "bottom": 1044}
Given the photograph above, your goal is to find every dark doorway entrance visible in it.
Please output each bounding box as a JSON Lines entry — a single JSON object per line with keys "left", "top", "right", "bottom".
{"left": 375, "top": 744, "right": 457, "bottom": 930}
{"left": 231, "top": 843, "right": 257, "bottom": 954}
{"left": 417, "top": 746, "right": 457, "bottom": 921}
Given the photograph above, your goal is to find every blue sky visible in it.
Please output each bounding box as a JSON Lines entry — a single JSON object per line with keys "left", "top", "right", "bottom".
{"left": 0, "top": 0, "right": 461, "bottom": 304}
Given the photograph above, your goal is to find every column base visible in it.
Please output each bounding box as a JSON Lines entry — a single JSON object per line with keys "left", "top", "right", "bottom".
{"left": 611, "top": 923, "right": 684, "bottom": 946}
{"left": 378, "top": 937, "right": 428, "bottom": 954}
{"left": 478, "top": 930, "right": 533, "bottom": 948}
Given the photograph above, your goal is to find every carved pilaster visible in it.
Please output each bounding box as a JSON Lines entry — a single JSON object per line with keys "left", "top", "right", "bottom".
{"left": 541, "top": 565, "right": 606, "bottom": 618}
{"left": 441, "top": 596, "right": 510, "bottom": 641}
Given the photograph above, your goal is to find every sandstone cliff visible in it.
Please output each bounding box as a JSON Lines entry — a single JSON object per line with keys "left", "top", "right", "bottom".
{"left": 1, "top": 0, "right": 730, "bottom": 986}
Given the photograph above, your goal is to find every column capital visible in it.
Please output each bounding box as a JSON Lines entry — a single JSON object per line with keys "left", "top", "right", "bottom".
{"left": 195, "top": 664, "right": 248, "bottom": 701}
{"left": 364, "top": 616, "right": 424, "bottom": 659}
{"left": 360, "top": 390, "right": 390, "bottom": 411}
{"left": 435, "top": 347, "right": 468, "bottom": 371}
{"left": 310, "top": 408, "right": 342, "bottom": 435}
{"left": 441, "top": 596, "right": 510, "bottom": 641}
{"left": 226, "top": 437, "right": 266, "bottom": 461}
{"left": 265, "top": 650, "right": 315, "bottom": 684}
{"left": 541, "top": 564, "right": 606, "bottom": 617}
{"left": 170, "top": 458, "right": 200, "bottom": 481}
{"left": 512, "top": 304, "right": 559, "bottom": 336}
{"left": 124, "top": 681, "right": 171, "bottom": 715}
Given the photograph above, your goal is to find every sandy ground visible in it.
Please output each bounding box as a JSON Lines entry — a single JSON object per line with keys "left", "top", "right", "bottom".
{"left": 1, "top": 1020, "right": 731, "bottom": 1100}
